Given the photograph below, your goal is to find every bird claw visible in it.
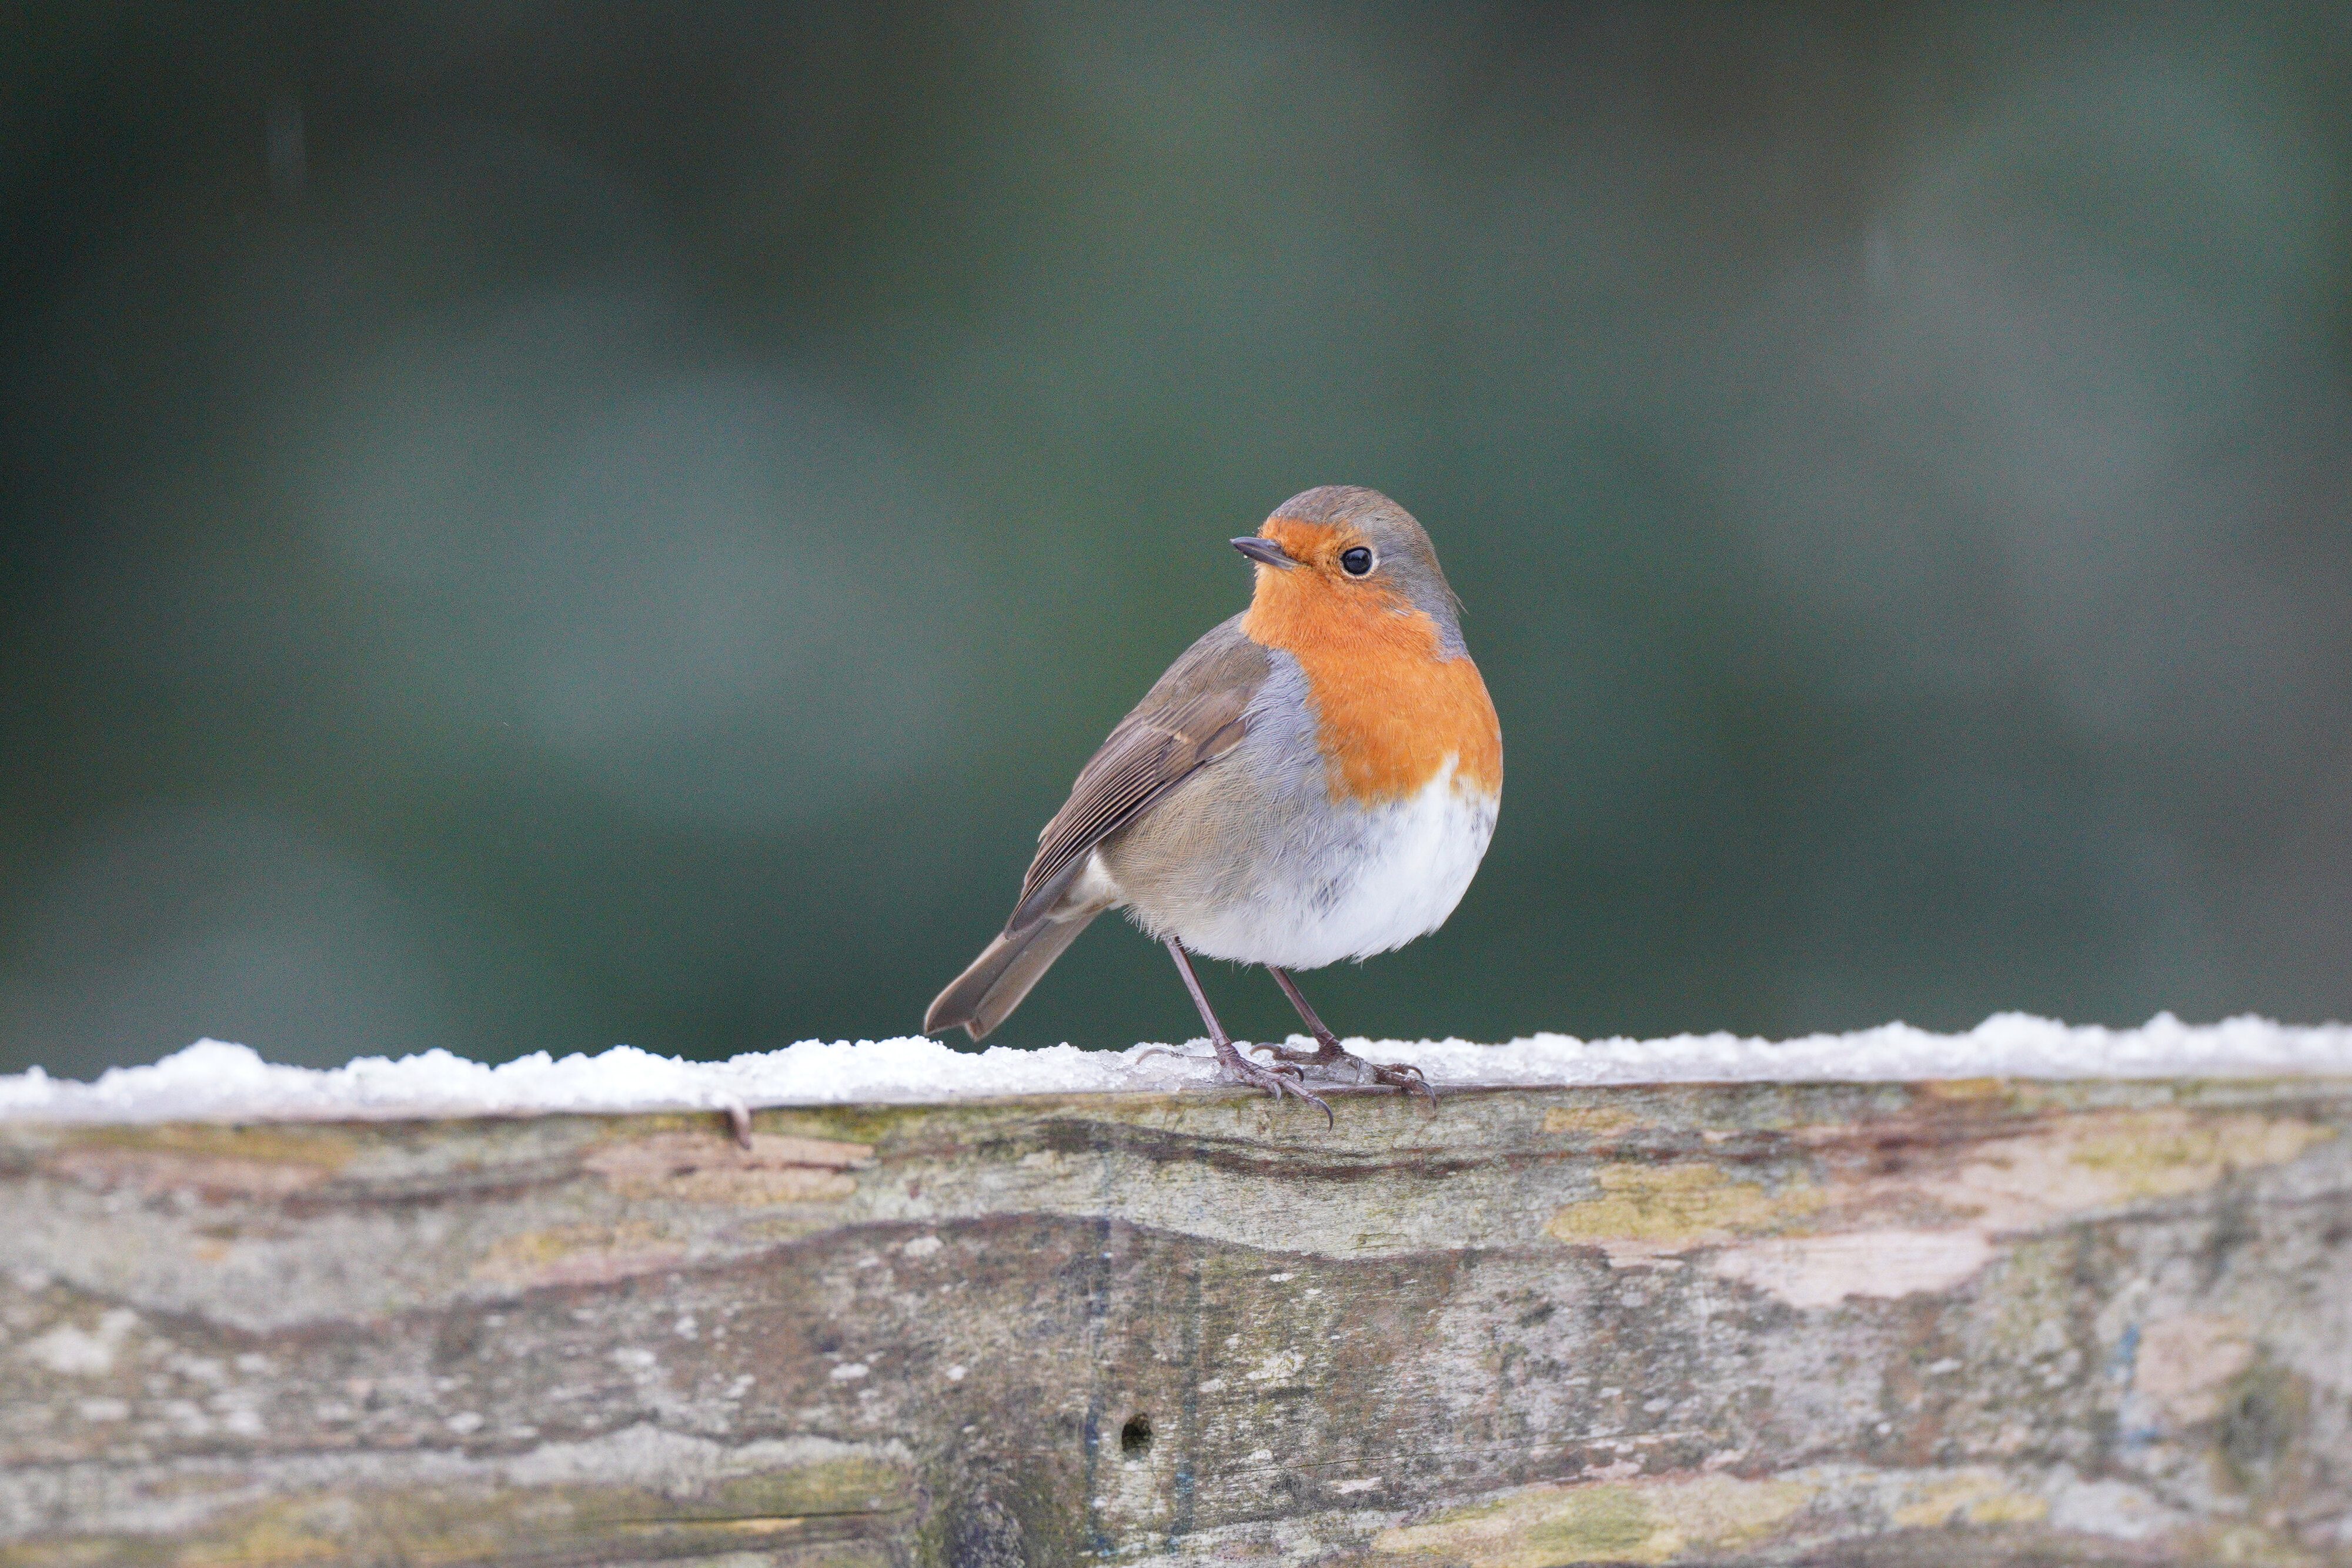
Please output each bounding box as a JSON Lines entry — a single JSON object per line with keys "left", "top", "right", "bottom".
{"left": 1138, "top": 1042, "right": 1302, "bottom": 1080}
{"left": 1369, "top": 1060, "right": 1439, "bottom": 1104}
{"left": 1219, "top": 1051, "right": 1332, "bottom": 1126}
{"left": 1250, "top": 1041, "right": 1438, "bottom": 1104}
{"left": 1132, "top": 1044, "right": 1210, "bottom": 1065}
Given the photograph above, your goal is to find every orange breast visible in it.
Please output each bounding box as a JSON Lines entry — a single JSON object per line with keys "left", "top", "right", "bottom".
{"left": 1240, "top": 557, "right": 1502, "bottom": 806}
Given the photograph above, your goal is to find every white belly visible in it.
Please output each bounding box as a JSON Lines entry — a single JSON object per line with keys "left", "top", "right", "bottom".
{"left": 1165, "top": 762, "right": 1499, "bottom": 970}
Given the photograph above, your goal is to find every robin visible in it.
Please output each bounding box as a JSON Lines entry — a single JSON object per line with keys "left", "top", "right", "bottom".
{"left": 924, "top": 485, "right": 1501, "bottom": 1118}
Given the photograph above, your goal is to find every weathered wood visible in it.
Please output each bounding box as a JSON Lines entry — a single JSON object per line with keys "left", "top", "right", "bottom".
{"left": 2, "top": 1078, "right": 2349, "bottom": 1565}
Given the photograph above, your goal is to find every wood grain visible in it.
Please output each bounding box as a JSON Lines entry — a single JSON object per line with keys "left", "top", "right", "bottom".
{"left": 3, "top": 1078, "right": 2348, "bottom": 1565}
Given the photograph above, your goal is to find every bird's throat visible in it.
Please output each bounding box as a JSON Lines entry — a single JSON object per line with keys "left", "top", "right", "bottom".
{"left": 1242, "top": 576, "right": 1503, "bottom": 806}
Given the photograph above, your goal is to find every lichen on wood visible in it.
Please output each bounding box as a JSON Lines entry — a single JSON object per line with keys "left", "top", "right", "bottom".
{"left": 3, "top": 1076, "right": 2349, "bottom": 1564}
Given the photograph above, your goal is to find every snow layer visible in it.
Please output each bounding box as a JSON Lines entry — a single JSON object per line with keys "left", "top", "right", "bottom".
{"left": 1, "top": 1014, "right": 2348, "bottom": 1125}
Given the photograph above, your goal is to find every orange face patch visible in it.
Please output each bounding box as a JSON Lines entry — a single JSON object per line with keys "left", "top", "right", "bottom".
{"left": 1240, "top": 520, "right": 1503, "bottom": 804}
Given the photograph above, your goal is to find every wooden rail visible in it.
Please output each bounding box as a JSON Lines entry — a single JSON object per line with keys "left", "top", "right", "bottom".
{"left": 4, "top": 1076, "right": 2349, "bottom": 1564}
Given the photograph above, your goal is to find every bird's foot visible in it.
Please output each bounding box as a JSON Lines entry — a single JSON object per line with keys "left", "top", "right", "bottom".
{"left": 1214, "top": 1043, "right": 1332, "bottom": 1126}
{"left": 1253, "top": 1039, "right": 1438, "bottom": 1103}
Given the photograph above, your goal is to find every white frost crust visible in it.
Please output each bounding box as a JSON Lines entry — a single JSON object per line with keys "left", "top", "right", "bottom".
{"left": 1, "top": 1012, "right": 2348, "bottom": 1125}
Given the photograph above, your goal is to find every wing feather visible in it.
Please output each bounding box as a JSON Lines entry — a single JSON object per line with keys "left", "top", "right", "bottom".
{"left": 1005, "top": 617, "right": 1267, "bottom": 932}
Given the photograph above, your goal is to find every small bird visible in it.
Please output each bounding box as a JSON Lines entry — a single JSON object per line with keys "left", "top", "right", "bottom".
{"left": 925, "top": 486, "right": 1501, "bottom": 1116}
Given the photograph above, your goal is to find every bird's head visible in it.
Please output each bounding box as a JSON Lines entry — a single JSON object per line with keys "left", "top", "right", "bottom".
{"left": 1232, "top": 486, "right": 1465, "bottom": 655}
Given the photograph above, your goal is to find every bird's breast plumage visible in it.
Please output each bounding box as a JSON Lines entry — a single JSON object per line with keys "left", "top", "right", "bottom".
{"left": 1238, "top": 562, "right": 1502, "bottom": 809}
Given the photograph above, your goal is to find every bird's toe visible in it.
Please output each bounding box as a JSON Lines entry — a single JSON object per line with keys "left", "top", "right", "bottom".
{"left": 1218, "top": 1055, "right": 1333, "bottom": 1125}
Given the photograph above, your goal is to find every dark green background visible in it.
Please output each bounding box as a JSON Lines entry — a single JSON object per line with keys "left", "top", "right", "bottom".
{"left": 5, "top": 4, "right": 2348, "bottom": 1079}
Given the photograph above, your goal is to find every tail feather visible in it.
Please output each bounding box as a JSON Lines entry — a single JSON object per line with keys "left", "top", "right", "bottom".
{"left": 925, "top": 908, "right": 1104, "bottom": 1041}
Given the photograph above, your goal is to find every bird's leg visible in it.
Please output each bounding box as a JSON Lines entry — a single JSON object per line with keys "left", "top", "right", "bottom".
{"left": 1254, "top": 967, "right": 1437, "bottom": 1103}
{"left": 1164, "top": 940, "right": 1331, "bottom": 1125}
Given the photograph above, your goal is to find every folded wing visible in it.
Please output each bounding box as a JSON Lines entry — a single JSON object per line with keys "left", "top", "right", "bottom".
{"left": 925, "top": 616, "right": 1270, "bottom": 1039}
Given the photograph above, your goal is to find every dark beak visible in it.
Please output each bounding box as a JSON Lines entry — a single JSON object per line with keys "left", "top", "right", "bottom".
{"left": 1231, "top": 536, "right": 1294, "bottom": 569}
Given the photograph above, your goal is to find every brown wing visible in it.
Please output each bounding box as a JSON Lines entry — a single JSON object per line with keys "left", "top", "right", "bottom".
{"left": 1005, "top": 616, "right": 1269, "bottom": 932}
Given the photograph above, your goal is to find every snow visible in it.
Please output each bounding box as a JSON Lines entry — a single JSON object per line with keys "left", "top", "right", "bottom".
{"left": 0, "top": 1013, "right": 2347, "bottom": 1125}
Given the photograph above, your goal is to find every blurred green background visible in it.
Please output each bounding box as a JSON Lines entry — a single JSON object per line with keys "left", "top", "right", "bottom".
{"left": 4, "top": 4, "right": 2348, "bottom": 1080}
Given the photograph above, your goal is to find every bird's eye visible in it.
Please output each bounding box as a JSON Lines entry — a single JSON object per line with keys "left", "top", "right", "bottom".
{"left": 1339, "top": 547, "right": 1374, "bottom": 577}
